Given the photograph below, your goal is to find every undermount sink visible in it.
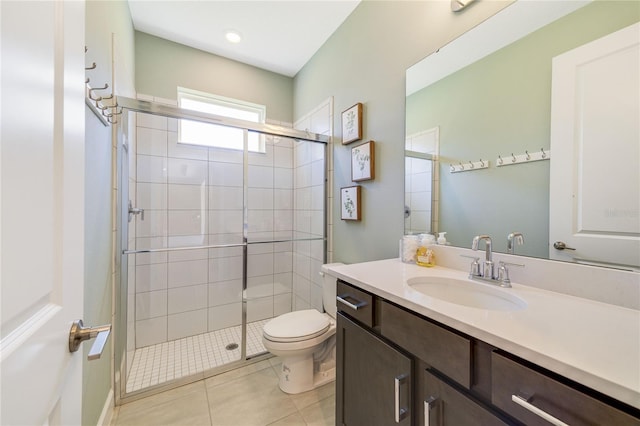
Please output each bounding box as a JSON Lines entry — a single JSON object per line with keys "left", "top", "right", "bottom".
{"left": 407, "top": 276, "right": 527, "bottom": 311}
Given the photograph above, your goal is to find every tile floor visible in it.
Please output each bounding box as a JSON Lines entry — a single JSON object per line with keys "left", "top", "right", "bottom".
{"left": 127, "top": 319, "right": 270, "bottom": 392}
{"left": 112, "top": 358, "right": 336, "bottom": 426}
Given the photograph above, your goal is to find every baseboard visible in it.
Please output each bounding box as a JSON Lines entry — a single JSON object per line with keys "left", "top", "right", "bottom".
{"left": 96, "top": 388, "right": 114, "bottom": 426}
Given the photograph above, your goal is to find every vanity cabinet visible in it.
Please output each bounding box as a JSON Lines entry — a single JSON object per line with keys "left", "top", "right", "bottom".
{"left": 336, "top": 313, "right": 412, "bottom": 426}
{"left": 335, "top": 279, "right": 640, "bottom": 426}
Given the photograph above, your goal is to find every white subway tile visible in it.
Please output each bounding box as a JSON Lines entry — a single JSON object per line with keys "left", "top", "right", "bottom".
{"left": 248, "top": 188, "right": 274, "bottom": 210}
{"left": 168, "top": 184, "right": 207, "bottom": 210}
{"left": 209, "top": 256, "right": 243, "bottom": 282}
{"left": 137, "top": 155, "right": 168, "bottom": 184}
{"left": 136, "top": 290, "right": 168, "bottom": 320}
{"left": 167, "top": 309, "right": 207, "bottom": 340}
{"left": 135, "top": 210, "right": 168, "bottom": 238}
{"left": 274, "top": 168, "right": 293, "bottom": 189}
{"left": 208, "top": 210, "right": 243, "bottom": 235}
{"left": 247, "top": 210, "right": 274, "bottom": 233}
{"left": 248, "top": 165, "right": 274, "bottom": 189}
{"left": 274, "top": 251, "right": 293, "bottom": 274}
{"left": 136, "top": 263, "right": 168, "bottom": 292}
{"left": 274, "top": 294, "right": 293, "bottom": 316}
{"left": 274, "top": 146, "right": 293, "bottom": 169}
{"left": 247, "top": 253, "right": 274, "bottom": 277}
{"left": 168, "top": 284, "right": 208, "bottom": 315}
{"left": 136, "top": 317, "right": 167, "bottom": 347}
{"left": 209, "top": 161, "right": 243, "bottom": 187}
{"left": 137, "top": 127, "right": 168, "bottom": 157}
{"left": 274, "top": 189, "right": 293, "bottom": 210}
{"left": 208, "top": 304, "right": 242, "bottom": 331}
{"left": 248, "top": 143, "right": 274, "bottom": 166}
{"left": 209, "top": 186, "right": 243, "bottom": 210}
{"left": 168, "top": 158, "right": 208, "bottom": 185}
{"left": 137, "top": 182, "right": 167, "bottom": 211}
{"left": 168, "top": 210, "right": 207, "bottom": 236}
{"left": 273, "top": 272, "right": 292, "bottom": 294}
{"left": 137, "top": 112, "right": 167, "bottom": 131}
{"left": 311, "top": 160, "right": 324, "bottom": 186}
{"left": 246, "top": 275, "right": 274, "bottom": 299}
{"left": 167, "top": 259, "right": 208, "bottom": 288}
{"left": 247, "top": 297, "right": 273, "bottom": 322}
{"left": 208, "top": 280, "right": 242, "bottom": 307}
{"left": 208, "top": 147, "right": 243, "bottom": 163}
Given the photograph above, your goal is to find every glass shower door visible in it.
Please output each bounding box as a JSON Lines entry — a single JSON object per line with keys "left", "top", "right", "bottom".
{"left": 114, "top": 98, "right": 328, "bottom": 402}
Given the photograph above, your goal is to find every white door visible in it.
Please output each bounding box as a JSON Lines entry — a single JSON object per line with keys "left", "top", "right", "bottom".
{"left": 1, "top": 1, "right": 86, "bottom": 424}
{"left": 549, "top": 22, "right": 640, "bottom": 270}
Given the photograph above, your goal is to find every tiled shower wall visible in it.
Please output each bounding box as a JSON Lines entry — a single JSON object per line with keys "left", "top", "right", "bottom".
{"left": 405, "top": 127, "right": 439, "bottom": 234}
{"left": 129, "top": 111, "right": 327, "bottom": 349}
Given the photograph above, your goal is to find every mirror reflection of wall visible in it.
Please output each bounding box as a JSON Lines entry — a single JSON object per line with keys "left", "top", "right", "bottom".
{"left": 405, "top": 127, "right": 439, "bottom": 235}
{"left": 405, "top": 1, "right": 639, "bottom": 260}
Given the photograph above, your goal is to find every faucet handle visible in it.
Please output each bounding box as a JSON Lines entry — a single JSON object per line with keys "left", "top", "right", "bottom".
{"left": 461, "top": 255, "right": 481, "bottom": 277}
{"left": 497, "top": 261, "right": 524, "bottom": 287}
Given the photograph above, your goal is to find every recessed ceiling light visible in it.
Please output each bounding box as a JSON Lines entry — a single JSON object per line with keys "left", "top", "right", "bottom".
{"left": 225, "top": 30, "right": 242, "bottom": 44}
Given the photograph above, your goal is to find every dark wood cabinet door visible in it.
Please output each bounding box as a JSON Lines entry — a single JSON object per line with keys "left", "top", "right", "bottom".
{"left": 336, "top": 313, "right": 412, "bottom": 426}
{"left": 421, "top": 369, "right": 513, "bottom": 426}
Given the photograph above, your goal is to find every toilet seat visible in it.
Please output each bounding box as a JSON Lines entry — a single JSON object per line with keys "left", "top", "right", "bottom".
{"left": 263, "top": 310, "right": 330, "bottom": 343}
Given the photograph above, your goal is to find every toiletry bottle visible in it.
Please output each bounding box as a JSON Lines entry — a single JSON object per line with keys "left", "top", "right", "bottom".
{"left": 416, "top": 234, "right": 435, "bottom": 267}
{"left": 437, "top": 232, "right": 447, "bottom": 245}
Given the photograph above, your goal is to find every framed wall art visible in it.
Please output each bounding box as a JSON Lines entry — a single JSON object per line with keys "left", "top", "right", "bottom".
{"left": 351, "top": 140, "right": 375, "bottom": 182}
{"left": 340, "top": 186, "right": 361, "bottom": 221}
{"left": 341, "top": 102, "right": 363, "bottom": 145}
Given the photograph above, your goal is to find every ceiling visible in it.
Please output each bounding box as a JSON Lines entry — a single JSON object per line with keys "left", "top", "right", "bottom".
{"left": 127, "top": 0, "right": 361, "bottom": 77}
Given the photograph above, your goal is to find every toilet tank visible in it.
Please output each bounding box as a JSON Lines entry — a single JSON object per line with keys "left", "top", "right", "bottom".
{"left": 320, "top": 263, "right": 343, "bottom": 319}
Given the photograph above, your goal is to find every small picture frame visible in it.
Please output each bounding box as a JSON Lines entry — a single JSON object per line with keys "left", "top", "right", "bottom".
{"left": 340, "top": 186, "right": 361, "bottom": 221}
{"left": 351, "top": 140, "right": 375, "bottom": 182}
{"left": 341, "top": 103, "right": 363, "bottom": 145}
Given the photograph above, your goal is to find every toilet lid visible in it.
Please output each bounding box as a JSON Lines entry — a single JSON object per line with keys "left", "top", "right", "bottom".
{"left": 263, "top": 310, "right": 330, "bottom": 343}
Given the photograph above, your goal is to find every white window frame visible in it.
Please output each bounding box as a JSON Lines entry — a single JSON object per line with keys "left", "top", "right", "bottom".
{"left": 177, "top": 87, "right": 267, "bottom": 152}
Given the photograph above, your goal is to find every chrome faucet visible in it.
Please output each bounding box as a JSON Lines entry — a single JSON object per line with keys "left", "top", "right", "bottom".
{"left": 472, "top": 235, "right": 494, "bottom": 279}
{"left": 507, "top": 232, "right": 524, "bottom": 254}
{"left": 469, "top": 235, "right": 521, "bottom": 288}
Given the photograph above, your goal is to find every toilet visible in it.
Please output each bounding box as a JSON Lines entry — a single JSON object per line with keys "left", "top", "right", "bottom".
{"left": 262, "top": 263, "right": 343, "bottom": 394}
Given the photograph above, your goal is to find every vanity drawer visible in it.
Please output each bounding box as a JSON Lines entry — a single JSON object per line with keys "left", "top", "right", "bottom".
{"left": 492, "top": 352, "right": 640, "bottom": 426}
{"left": 336, "top": 280, "right": 374, "bottom": 328}
{"left": 381, "top": 301, "right": 472, "bottom": 388}
{"left": 423, "top": 369, "right": 511, "bottom": 426}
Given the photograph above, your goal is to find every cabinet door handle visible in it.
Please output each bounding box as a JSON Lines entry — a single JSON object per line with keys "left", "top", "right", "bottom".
{"left": 394, "top": 374, "right": 409, "bottom": 423}
{"left": 424, "top": 397, "right": 437, "bottom": 426}
{"left": 336, "top": 295, "right": 366, "bottom": 311}
{"left": 512, "top": 394, "right": 570, "bottom": 426}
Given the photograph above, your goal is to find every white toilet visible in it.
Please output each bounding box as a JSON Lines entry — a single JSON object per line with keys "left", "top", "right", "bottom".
{"left": 262, "top": 263, "right": 343, "bottom": 394}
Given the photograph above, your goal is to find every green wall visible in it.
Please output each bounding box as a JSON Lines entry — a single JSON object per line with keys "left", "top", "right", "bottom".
{"left": 294, "top": 0, "right": 511, "bottom": 264}
{"left": 84, "top": 1, "right": 136, "bottom": 425}
{"left": 406, "top": 1, "right": 640, "bottom": 256}
{"left": 135, "top": 32, "right": 295, "bottom": 123}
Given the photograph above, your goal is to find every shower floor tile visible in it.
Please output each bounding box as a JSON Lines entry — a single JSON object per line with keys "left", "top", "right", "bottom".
{"left": 126, "top": 319, "right": 271, "bottom": 393}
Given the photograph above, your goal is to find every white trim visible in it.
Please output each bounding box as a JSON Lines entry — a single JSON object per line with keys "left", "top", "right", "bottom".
{"left": 96, "top": 389, "right": 114, "bottom": 426}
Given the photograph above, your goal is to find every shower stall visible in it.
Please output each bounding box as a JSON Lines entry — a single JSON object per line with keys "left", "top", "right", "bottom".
{"left": 113, "top": 98, "right": 328, "bottom": 403}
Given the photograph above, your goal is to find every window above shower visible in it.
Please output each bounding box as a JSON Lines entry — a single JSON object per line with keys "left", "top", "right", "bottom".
{"left": 177, "top": 87, "right": 267, "bottom": 153}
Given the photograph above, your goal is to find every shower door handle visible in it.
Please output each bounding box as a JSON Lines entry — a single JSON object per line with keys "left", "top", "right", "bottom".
{"left": 128, "top": 200, "right": 145, "bottom": 222}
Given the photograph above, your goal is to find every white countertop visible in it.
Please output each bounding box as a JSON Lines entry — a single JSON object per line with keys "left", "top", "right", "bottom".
{"left": 326, "top": 258, "right": 640, "bottom": 409}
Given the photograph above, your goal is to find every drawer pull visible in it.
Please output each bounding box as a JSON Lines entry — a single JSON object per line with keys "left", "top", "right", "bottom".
{"left": 337, "top": 295, "right": 367, "bottom": 311}
{"left": 512, "top": 394, "right": 570, "bottom": 426}
{"left": 394, "top": 374, "right": 409, "bottom": 422}
{"left": 424, "top": 397, "right": 437, "bottom": 426}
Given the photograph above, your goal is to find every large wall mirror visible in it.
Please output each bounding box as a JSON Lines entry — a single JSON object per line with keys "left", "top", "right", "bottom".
{"left": 405, "top": 0, "right": 639, "bottom": 270}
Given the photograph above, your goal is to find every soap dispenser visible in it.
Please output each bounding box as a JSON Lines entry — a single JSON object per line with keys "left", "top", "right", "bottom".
{"left": 437, "top": 232, "right": 447, "bottom": 245}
